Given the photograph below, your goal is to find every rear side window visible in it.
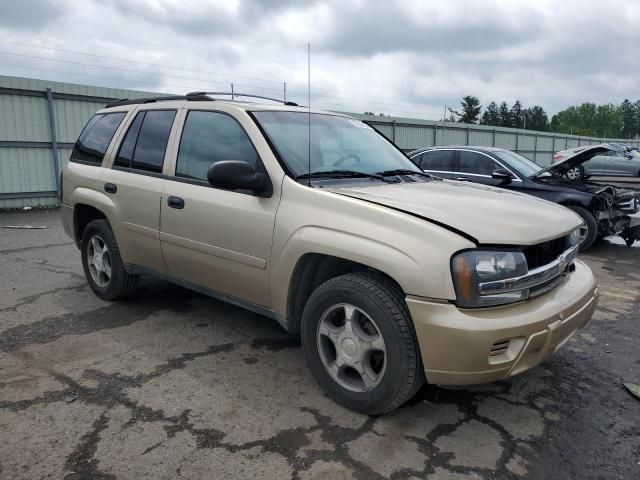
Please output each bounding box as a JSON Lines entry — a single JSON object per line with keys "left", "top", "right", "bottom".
{"left": 176, "top": 111, "right": 260, "bottom": 181}
{"left": 420, "top": 150, "right": 454, "bottom": 172}
{"left": 458, "top": 151, "right": 499, "bottom": 176}
{"left": 114, "top": 110, "right": 176, "bottom": 173}
{"left": 71, "top": 112, "right": 126, "bottom": 164}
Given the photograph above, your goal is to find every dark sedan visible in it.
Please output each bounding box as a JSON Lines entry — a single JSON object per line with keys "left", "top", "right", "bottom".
{"left": 409, "top": 146, "right": 640, "bottom": 250}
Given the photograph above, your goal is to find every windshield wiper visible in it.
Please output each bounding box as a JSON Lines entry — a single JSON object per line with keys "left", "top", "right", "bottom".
{"left": 375, "top": 169, "right": 440, "bottom": 180}
{"left": 296, "top": 170, "right": 399, "bottom": 183}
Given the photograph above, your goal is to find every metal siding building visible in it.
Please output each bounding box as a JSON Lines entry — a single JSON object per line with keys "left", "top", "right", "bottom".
{"left": 1, "top": 75, "right": 639, "bottom": 209}
{"left": 0, "top": 76, "right": 161, "bottom": 208}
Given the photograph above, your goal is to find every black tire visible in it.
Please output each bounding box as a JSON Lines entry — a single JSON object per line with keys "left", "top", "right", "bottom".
{"left": 565, "top": 165, "right": 585, "bottom": 181}
{"left": 301, "top": 272, "right": 425, "bottom": 415}
{"left": 81, "top": 219, "right": 139, "bottom": 300}
{"left": 567, "top": 205, "right": 598, "bottom": 251}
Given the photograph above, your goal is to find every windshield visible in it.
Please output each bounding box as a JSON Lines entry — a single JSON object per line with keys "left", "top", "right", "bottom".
{"left": 252, "top": 111, "right": 421, "bottom": 177}
{"left": 493, "top": 150, "right": 543, "bottom": 177}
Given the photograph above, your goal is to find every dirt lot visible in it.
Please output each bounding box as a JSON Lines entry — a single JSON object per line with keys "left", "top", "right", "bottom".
{"left": 0, "top": 209, "right": 638, "bottom": 480}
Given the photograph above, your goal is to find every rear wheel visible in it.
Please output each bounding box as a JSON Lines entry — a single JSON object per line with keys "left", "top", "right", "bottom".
{"left": 81, "top": 219, "right": 139, "bottom": 300}
{"left": 565, "top": 165, "right": 585, "bottom": 181}
{"left": 301, "top": 272, "right": 425, "bottom": 415}
{"left": 567, "top": 205, "right": 598, "bottom": 251}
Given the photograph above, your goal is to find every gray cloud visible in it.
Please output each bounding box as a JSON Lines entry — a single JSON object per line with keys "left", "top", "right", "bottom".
{"left": 0, "top": 0, "right": 63, "bottom": 30}
{"left": 0, "top": 0, "right": 638, "bottom": 120}
{"left": 315, "top": 1, "right": 547, "bottom": 56}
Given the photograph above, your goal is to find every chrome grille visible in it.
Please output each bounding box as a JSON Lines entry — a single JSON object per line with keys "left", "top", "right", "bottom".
{"left": 523, "top": 235, "right": 570, "bottom": 270}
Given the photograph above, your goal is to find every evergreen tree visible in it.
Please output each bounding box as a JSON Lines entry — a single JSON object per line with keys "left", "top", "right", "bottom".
{"left": 523, "top": 106, "right": 549, "bottom": 131}
{"left": 450, "top": 95, "right": 482, "bottom": 124}
{"left": 510, "top": 100, "right": 524, "bottom": 129}
{"left": 481, "top": 101, "right": 500, "bottom": 126}
{"left": 620, "top": 99, "right": 636, "bottom": 139}
{"left": 635, "top": 100, "right": 640, "bottom": 139}
{"left": 498, "top": 102, "right": 510, "bottom": 127}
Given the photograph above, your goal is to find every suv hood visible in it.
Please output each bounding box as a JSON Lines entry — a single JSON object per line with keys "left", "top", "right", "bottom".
{"left": 534, "top": 145, "right": 610, "bottom": 178}
{"left": 328, "top": 180, "right": 582, "bottom": 245}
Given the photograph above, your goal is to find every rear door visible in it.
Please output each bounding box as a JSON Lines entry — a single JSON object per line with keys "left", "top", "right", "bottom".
{"left": 454, "top": 150, "right": 506, "bottom": 186}
{"left": 159, "top": 109, "right": 279, "bottom": 307}
{"left": 415, "top": 149, "right": 455, "bottom": 179}
{"left": 607, "top": 150, "right": 636, "bottom": 176}
{"left": 101, "top": 108, "right": 178, "bottom": 273}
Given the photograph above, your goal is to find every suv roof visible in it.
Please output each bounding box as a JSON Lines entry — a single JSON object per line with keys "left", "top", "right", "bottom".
{"left": 410, "top": 146, "right": 508, "bottom": 155}
{"left": 100, "top": 92, "right": 341, "bottom": 117}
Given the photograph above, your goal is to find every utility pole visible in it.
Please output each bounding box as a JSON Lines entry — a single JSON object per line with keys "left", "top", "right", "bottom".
{"left": 442, "top": 105, "right": 447, "bottom": 146}
{"left": 283, "top": 82, "right": 287, "bottom": 102}
{"left": 231, "top": 83, "right": 234, "bottom": 100}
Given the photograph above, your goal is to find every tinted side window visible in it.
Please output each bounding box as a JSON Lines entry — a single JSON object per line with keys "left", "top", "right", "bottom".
{"left": 114, "top": 112, "right": 144, "bottom": 168}
{"left": 132, "top": 110, "right": 176, "bottom": 172}
{"left": 71, "top": 112, "right": 125, "bottom": 164}
{"left": 113, "top": 110, "right": 175, "bottom": 173}
{"left": 176, "top": 111, "right": 260, "bottom": 181}
{"left": 420, "top": 150, "right": 454, "bottom": 171}
{"left": 458, "top": 151, "right": 499, "bottom": 176}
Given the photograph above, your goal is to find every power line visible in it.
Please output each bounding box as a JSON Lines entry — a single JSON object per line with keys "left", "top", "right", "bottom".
{"left": 0, "top": 63, "right": 432, "bottom": 118}
{"left": 0, "top": 51, "right": 430, "bottom": 115}
{"left": 0, "top": 40, "right": 424, "bottom": 109}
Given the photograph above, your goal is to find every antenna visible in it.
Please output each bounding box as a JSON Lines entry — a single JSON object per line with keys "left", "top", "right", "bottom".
{"left": 307, "top": 43, "right": 311, "bottom": 187}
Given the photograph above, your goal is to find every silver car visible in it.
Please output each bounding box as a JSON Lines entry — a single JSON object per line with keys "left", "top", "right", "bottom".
{"left": 553, "top": 143, "right": 640, "bottom": 180}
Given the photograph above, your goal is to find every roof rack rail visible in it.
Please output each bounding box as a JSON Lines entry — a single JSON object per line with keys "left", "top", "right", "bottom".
{"left": 105, "top": 94, "right": 213, "bottom": 108}
{"left": 187, "top": 91, "right": 299, "bottom": 107}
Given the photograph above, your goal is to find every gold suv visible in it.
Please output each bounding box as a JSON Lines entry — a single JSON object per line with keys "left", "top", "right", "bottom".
{"left": 61, "top": 93, "right": 598, "bottom": 414}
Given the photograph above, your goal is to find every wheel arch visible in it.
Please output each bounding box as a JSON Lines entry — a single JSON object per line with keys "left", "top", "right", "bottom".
{"left": 283, "top": 253, "right": 405, "bottom": 334}
{"left": 71, "top": 187, "right": 118, "bottom": 247}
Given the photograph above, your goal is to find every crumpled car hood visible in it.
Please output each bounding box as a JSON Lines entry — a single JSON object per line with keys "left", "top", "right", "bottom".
{"left": 327, "top": 180, "right": 583, "bottom": 245}
{"left": 535, "top": 145, "right": 610, "bottom": 177}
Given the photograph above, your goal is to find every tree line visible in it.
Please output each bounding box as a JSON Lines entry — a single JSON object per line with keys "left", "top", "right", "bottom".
{"left": 447, "top": 95, "right": 640, "bottom": 139}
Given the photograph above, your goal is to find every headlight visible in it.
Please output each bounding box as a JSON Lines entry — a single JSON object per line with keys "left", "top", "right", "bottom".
{"left": 451, "top": 250, "right": 529, "bottom": 308}
{"left": 569, "top": 227, "right": 583, "bottom": 247}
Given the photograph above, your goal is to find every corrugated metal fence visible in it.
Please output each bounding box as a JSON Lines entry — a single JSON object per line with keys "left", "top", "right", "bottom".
{"left": 1, "top": 74, "right": 639, "bottom": 209}
{"left": 0, "top": 76, "right": 159, "bottom": 209}
{"left": 357, "top": 114, "right": 640, "bottom": 166}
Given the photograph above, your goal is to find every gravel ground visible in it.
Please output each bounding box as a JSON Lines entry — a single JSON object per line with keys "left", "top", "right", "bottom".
{"left": 0, "top": 208, "right": 638, "bottom": 480}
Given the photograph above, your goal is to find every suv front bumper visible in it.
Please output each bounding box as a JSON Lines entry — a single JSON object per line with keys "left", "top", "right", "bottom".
{"left": 406, "top": 259, "right": 598, "bottom": 385}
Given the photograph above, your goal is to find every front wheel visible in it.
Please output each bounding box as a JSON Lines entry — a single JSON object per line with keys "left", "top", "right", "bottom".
{"left": 301, "top": 272, "right": 425, "bottom": 415}
{"left": 567, "top": 205, "right": 598, "bottom": 251}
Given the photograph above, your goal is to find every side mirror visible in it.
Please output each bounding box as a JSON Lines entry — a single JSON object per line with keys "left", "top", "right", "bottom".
{"left": 207, "top": 161, "right": 268, "bottom": 194}
{"left": 625, "top": 153, "right": 633, "bottom": 159}
{"left": 492, "top": 168, "right": 513, "bottom": 184}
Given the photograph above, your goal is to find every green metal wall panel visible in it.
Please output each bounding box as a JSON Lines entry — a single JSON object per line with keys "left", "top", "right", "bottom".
{"left": 1, "top": 75, "right": 639, "bottom": 208}
{"left": 0, "top": 94, "right": 50, "bottom": 142}
{"left": 468, "top": 130, "right": 493, "bottom": 146}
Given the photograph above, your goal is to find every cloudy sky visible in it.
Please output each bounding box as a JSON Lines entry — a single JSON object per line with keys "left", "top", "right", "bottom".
{"left": 1, "top": 0, "right": 639, "bottom": 119}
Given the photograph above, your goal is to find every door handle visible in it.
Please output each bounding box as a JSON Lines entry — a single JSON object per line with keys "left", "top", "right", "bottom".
{"left": 167, "top": 196, "right": 185, "bottom": 209}
{"left": 456, "top": 177, "right": 470, "bottom": 181}
{"left": 104, "top": 183, "right": 117, "bottom": 194}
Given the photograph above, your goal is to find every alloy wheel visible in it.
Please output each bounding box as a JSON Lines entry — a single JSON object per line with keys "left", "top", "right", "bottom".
{"left": 566, "top": 167, "right": 581, "bottom": 180}
{"left": 86, "top": 235, "right": 112, "bottom": 287}
{"left": 316, "top": 303, "right": 387, "bottom": 392}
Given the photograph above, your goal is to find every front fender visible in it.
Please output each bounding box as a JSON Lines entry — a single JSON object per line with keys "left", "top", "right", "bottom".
{"left": 270, "top": 225, "right": 434, "bottom": 319}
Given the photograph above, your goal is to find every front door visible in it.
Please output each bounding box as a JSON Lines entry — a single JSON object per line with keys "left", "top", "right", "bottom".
{"left": 159, "top": 110, "right": 280, "bottom": 307}
{"left": 607, "top": 151, "right": 637, "bottom": 176}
